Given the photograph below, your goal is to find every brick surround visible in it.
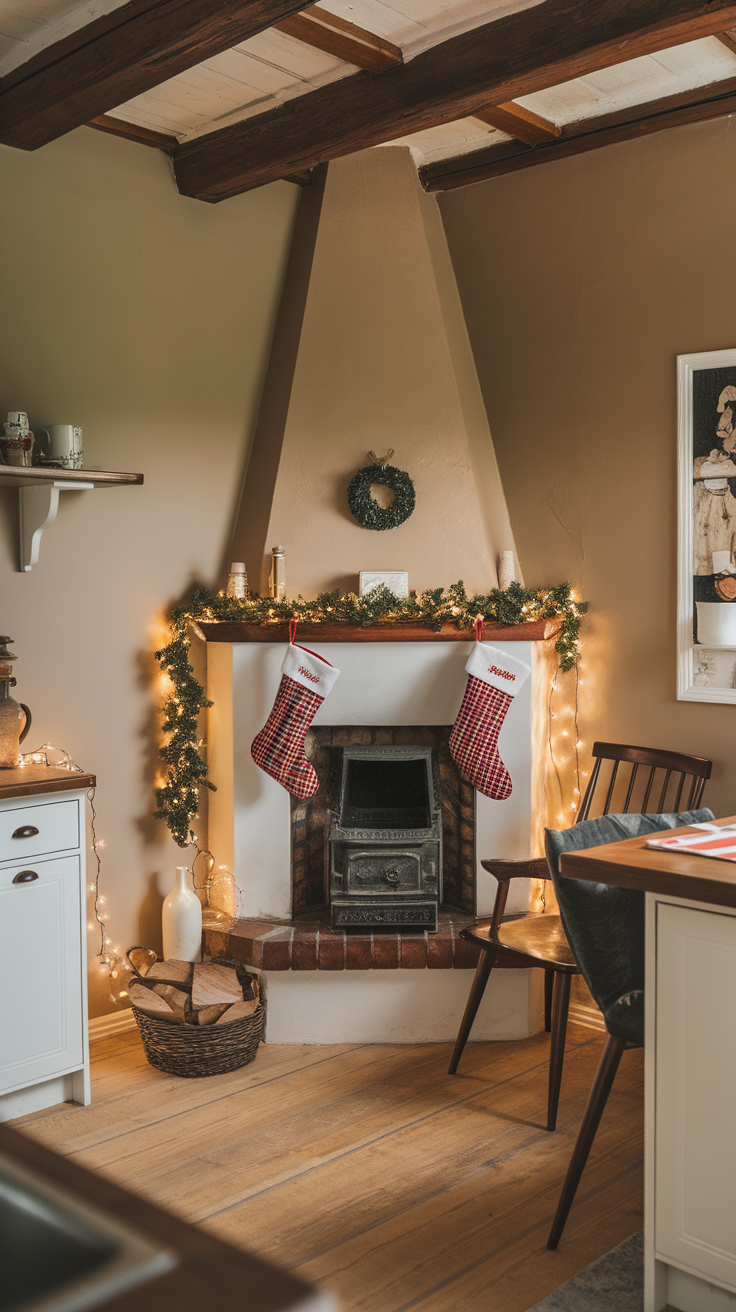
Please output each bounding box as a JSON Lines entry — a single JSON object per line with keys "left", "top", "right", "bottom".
{"left": 291, "top": 724, "right": 475, "bottom": 916}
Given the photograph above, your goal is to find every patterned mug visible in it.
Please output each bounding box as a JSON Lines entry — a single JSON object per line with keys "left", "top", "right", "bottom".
{"left": 38, "top": 424, "right": 84, "bottom": 470}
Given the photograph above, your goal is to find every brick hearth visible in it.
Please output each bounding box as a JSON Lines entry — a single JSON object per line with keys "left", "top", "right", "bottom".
{"left": 203, "top": 910, "right": 527, "bottom": 972}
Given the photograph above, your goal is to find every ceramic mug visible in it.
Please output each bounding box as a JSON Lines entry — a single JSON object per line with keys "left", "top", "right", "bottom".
{"left": 38, "top": 424, "right": 84, "bottom": 470}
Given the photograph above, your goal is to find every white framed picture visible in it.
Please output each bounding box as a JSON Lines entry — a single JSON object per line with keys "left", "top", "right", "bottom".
{"left": 359, "top": 571, "right": 409, "bottom": 598}
{"left": 678, "top": 349, "right": 736, "bottom": 703}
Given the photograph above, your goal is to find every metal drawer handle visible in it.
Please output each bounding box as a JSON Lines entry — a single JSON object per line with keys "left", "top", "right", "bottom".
{"left": 13, "top": 870, "right": 39, "bottom": 884}
{"left": 12, "top": 825, "right": 39, "bottom": 839}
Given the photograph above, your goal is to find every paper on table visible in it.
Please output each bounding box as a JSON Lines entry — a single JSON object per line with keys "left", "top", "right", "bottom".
{"left": 646, "top": 824, "right": 736, "bottom": 863}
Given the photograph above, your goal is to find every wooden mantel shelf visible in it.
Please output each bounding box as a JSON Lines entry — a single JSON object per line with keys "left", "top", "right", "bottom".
{"left": 198, "top": 618, "right": 558, "bottom": 643}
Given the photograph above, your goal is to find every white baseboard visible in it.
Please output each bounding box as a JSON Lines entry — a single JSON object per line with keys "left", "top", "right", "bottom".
{"left": 0, "top": 1075, "right": 74, "bottom": 1122}
{"left": 87, "top": 999, "right": 603, "bottom": 1043}
{"left": 89, "top": 1009, "right": 137, "bottom": 1042}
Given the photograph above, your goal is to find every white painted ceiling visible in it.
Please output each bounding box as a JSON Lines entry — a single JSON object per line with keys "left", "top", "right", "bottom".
{"left": 1, "top": 0, "right": 735, "bottom": 172}
{"left": 0, "top": 0, "right": 129, "bottom": 70}
{"left": 391, "top": 35, "right": 736, "bottom": 166}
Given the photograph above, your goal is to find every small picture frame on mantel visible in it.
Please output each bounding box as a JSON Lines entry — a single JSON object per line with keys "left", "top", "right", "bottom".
{"left": 678, "top": 348, "right": 736, "bottom": 703}
{"left": 359, "top": 571, "right": 409, "bottom": 599}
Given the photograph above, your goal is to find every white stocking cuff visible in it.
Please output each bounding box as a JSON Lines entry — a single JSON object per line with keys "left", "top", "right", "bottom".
{"left": 465, "top": 642, "right": 530, "bottom": 696}
{"left": 282, "top": 643, "right": 341, "bottom": 696}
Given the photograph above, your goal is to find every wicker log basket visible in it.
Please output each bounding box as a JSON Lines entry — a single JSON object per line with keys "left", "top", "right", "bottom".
{"left": 126, "top": 949, "right": 265, "bottom": 1078}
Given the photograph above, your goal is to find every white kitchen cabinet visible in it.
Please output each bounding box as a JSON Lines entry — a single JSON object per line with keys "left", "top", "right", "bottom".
{"left": 648, "top": 895, "right": 736, "bottom": 1311}
{"left": 0, "top": 766, "right": 95, "bottom": 1121}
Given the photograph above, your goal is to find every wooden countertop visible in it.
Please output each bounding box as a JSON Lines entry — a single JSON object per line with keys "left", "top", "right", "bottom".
{"left": 0, "top": 765, "right": 96, "bottom": 800}
{"left": 560, "top": 815, "right": 736, "bottom": 910}
{"left": 0, "top": 1124, "right": 323, "bottom": 1312}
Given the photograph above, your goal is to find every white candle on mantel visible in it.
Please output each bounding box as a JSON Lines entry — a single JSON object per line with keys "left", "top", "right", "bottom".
{"left": 498, "top": 551, "right": 516, "bottom": 591}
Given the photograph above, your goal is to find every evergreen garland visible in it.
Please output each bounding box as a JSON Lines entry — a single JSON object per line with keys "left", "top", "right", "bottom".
{"left": 154, "top": 620, "right": 215, "bottom": 847}
{"left": 153, "top": 580, "right": 587, "bottom": 846}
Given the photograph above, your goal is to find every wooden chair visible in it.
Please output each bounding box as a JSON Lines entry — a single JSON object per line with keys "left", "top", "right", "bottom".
{"left": 447, "top": 742, "right": 712, "bottom": 1132}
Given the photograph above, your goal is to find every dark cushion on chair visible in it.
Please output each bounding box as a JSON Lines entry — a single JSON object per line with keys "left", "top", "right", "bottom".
{"left": 544, "top": 809, "right": 714, "bottom": 1045}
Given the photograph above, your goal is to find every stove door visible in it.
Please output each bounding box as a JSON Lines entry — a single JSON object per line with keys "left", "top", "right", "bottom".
{"left": 346, "top": 848, "right": 422, "bottom": 893}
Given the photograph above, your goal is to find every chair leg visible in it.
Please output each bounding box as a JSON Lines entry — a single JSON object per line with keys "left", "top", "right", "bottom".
{"left": 546, "top": 1034, "right": 627, "bottom": 1250}
{"left": 447, "top": 949, "right": 496, "bottom": 1074}
{"left": 544, "top": 969, "right": 554, "bottom": 1032}
{"left": 546, "top": 971, "right": 571, "bottom": 1132}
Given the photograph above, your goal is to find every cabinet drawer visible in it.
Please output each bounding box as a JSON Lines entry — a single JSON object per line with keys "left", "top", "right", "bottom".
{"left": 0, "top": 854, "right": 84, "bottom": 1092}
{"left": 0, "top": 799, "right": 79, "bottom": 862}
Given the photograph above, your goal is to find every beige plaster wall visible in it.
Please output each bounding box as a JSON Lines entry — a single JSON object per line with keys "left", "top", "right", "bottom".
{"left": 0, "top": 127, "right": 299, "bottom": 1013}
{"left": 438, "top": 116, "right": 736, "bottom": 816}
{"left": 248, "top": 147, "right": 517, "bottom": 597}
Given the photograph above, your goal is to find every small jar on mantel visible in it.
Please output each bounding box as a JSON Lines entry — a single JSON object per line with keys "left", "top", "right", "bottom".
{"left": 226, "top": 561, "right": 248, "bottom": 599}
{"left": 162, "top": 867, "right": 202, "bottom": 962}
{"left": 269, "top": 545, "right": 285, "bottom": 600}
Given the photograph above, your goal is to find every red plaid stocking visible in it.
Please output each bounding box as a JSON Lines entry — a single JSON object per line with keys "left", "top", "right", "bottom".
{"left": 251, "top": 637, "right": 340, "bottom": 798}
{"left": 449, "top": 636, "right": 530, "bottom": 800}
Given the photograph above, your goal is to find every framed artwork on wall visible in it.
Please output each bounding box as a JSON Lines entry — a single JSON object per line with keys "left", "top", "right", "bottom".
{"left": 678, "top": 349, "right": 736, "bottom": 703}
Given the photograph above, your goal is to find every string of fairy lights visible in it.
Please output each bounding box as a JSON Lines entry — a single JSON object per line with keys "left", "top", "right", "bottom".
{"left": 19, "top": 742, "right": 129, "bottom": 1004}
{"left": 548, "top": 665, "right": 584, "bottom": 824}
{"left": 19, "top": 740, "right": 240, "bottom": 1004}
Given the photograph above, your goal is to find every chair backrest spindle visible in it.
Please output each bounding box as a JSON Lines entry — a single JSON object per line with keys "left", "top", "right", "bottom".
{"left": 656, "top": 769, "right": 672, "bottom": 813}
{"left": 694, "top": 776, "right": 707, "bottom": 807}
{"left": 578, "top": 758, "right": 602, "bottom": 822}
{"left": 602, "top": 761, "right": 620, "bottom": 815}
{"left": 641, "top": 766, "right": 656, "bottom": 812}
{"left": 623, "top": 762, "right": 639, "bottom": 812}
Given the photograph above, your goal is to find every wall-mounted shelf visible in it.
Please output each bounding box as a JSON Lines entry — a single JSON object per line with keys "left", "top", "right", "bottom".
{"left": 0, "top": 467, "right": 143, "bottom": 571}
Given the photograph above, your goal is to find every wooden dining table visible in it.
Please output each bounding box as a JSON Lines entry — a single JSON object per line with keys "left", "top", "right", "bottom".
{"left": 560, "top": 816, "right": 736, "bottom": 1312}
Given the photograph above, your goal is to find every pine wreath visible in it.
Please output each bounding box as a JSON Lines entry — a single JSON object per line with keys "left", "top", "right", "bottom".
{"left": 348, "top": 451, "right": 415, "bottom": 531}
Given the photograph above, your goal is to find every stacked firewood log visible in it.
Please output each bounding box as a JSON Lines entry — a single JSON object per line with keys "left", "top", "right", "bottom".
{"left": 129, "top": 960, "right": 259, "bottom": 1026}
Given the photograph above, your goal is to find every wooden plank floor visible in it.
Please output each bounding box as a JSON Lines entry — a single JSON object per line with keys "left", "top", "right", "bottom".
{"left": 12, "top": 1023, "right": 643, "bottom": 1312}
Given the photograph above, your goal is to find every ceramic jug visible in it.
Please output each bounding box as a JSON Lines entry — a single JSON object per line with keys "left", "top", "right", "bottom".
{"left": 0, "top": 636, "right": 31, "bottom": 768}
{"left": 162, "top": 866, "right": 202, "bottom": 962}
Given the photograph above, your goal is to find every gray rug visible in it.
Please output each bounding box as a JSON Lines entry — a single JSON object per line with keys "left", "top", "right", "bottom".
{"left": 526, "top": 1231, "right": 643, "bottom": 1311}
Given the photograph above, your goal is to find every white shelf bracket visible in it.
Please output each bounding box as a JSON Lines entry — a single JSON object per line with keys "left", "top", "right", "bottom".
{"left": 19, "top": 481, "right": 94, "bottom": 571}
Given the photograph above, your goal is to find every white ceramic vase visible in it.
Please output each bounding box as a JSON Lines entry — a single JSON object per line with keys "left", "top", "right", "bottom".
{"left": 162, "top": 866, "right": 202, "bottom": 962}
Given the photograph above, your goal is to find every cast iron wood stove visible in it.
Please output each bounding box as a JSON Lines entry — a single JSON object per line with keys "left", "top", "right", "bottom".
{"left": 329, "top": 746, "right": 442, "bottom": 931}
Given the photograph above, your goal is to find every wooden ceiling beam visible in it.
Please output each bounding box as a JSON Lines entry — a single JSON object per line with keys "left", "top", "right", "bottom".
{"left": 420, "top": 75, "right": 736, "bottom": 191}
{"left": 715, "top": 26, "right": 736, "bottom": 52}
{"left": 171, "top": 0, "right": 736, "bottom": 201}
{"left": 0, "top": 0, "right": 317, "bottom": 151}
{"left": 275, "top": 5, "right": 402, "bottom": 71}
{"left": 473, "top": 101, "right": 561, "bottom": 144}
{"left": 86, "top": 115, "right": 179, "bottom": 152}
{"left": 86, "top": 112, "right": 313, "bottom": 185}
